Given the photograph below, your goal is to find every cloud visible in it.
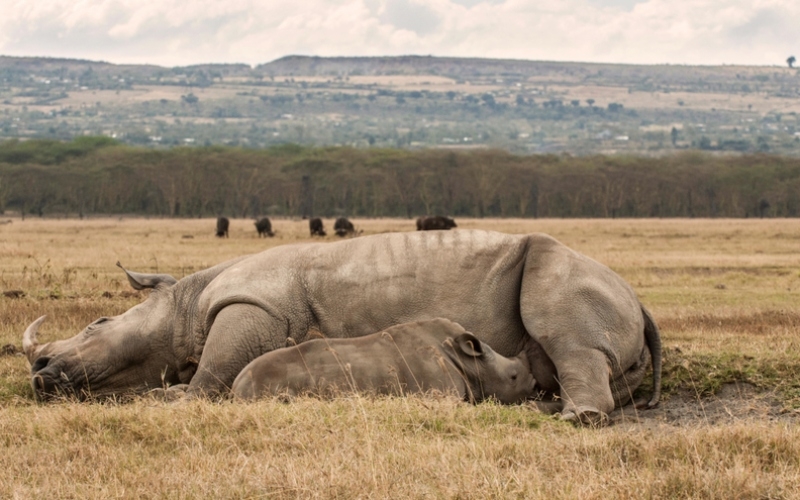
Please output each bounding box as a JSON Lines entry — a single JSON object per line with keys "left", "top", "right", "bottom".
{"left": 0, "top": 0, "right": 798, "bottom": 66}
{"left": 380, "top": 0, "right": 442, "bottom": 36}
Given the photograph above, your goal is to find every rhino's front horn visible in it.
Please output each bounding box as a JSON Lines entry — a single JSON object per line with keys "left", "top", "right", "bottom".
{"left": 116, "top": 261, "right": 178, "bottom": 290}
{"left": 22, "top": 315, "right": 47, "bottom": 364}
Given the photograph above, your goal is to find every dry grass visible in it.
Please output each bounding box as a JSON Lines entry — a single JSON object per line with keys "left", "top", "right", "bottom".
{"left": 2, "top": 217, "right": 800, "bottom": 498}
{"left": 2, "top": 397, "right": 800, "bottom": 499}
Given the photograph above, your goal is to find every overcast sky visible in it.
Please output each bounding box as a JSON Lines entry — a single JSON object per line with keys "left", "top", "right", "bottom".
{"left": 1, "top": 0, "right": 798, "bottom": 67}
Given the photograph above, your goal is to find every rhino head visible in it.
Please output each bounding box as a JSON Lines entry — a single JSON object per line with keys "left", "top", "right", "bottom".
{"left": 23, "top": 263, "right": 181, "bottom": 401}
{"left": 444, "top": 332, "right": 536, "bottom": 404}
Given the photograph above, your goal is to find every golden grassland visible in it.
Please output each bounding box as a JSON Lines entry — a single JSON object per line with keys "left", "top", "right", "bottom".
{"left": 1, "top": 217, "right": 800, "bottom": 498}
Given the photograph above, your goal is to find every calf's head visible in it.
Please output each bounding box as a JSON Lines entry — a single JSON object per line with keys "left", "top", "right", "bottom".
{"left": 444, "top": 333, "right": 536, "bottom": 404}
{"left": 23, "top": 263, "right": 180, "bottom": 401}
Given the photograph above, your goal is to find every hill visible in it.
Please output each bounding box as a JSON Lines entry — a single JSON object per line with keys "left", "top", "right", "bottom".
{"left": 1, "top": 54, "right": 799, "bottom": 154}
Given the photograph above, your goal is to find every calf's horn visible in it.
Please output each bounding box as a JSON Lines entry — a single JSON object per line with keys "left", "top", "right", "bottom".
{"left": 22, "top": 315, "right": 47, "bottom": 364}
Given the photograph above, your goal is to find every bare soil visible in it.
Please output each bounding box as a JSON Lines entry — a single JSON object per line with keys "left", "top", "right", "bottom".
{"left": 612, "top": 383, "right": 798, "bottom": 428}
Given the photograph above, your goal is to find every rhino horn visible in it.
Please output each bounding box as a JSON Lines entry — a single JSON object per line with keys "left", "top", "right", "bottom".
{"left": 22, "top": 315, "right": 47, "bottom": 364}
{"left": 116, "top": 262, "right": 178, "bottom": 290}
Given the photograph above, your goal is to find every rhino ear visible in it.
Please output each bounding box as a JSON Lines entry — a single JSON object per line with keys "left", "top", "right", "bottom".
{"left": 455, "top": 333, "right": 484, "bottom": 358}
{"left": 116, "top": 262, "right": 177, "bottom": 290}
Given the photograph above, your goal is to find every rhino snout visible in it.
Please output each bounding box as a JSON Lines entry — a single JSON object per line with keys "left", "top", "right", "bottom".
{"left": 30, "top": 357, "right": 79, "bottom": 401}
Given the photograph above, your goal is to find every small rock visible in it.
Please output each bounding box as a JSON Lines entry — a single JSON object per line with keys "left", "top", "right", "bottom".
{"left": 181, "top": 234, "right": 194, "bottom": 239}
{"left": 3, "top": 290, "right": 25, "bottom": 299}
{"left": 101, "top": 291, "right": 114, "bottom": 298}
{"left": 714, "top": 284, "right": 727, "bottom": 290}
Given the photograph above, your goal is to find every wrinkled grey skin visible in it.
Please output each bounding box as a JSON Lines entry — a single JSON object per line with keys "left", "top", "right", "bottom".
{"left": 23, "top": 230, "right": 661, "bottom": 423}
{"left": 232, "top": 318, "right": 536, "bottom": 404}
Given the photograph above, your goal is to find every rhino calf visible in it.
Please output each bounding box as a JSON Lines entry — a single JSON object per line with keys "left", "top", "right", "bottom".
{"left": 232, "top": 318, "right": 536, "bottom": 404}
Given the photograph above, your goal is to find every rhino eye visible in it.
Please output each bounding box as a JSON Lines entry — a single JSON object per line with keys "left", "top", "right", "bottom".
{"left": 88, "top": 317, "right": 110, "bottom": 330}
{"left": 511, "top": 374, "right": 518, "bottom": 381}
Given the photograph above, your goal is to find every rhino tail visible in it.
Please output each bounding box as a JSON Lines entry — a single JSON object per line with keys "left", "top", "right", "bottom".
{"left": 641, "top": 304, "right": 662, "bottom": 408}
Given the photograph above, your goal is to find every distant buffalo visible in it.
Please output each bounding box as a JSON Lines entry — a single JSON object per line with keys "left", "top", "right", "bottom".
{"left": 215, "top": 217, "right": 230, "bottom": 238}
{"left": 309, "top": 217, "right": 326, "bottom": 236}
{"left": 254, "top": 217, "right": 275, "bottom": 238}
{"left": 334, "top": 217, "right": 355, "bottom": 237}
{"left": 416, "top": 216, "right": 457, "bottom": 231}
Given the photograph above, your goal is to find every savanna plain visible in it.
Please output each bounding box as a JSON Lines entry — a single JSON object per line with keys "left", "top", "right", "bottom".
{"left": 1, "top": 217, "right": 800, "bottom": 499}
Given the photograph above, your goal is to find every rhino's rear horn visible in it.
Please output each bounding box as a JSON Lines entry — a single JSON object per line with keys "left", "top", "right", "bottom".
{"left": 22, "top": 315, "right": 47, "bottom": 364}
{"left": 116, "top": 262, "right": 178, "bottom": 290}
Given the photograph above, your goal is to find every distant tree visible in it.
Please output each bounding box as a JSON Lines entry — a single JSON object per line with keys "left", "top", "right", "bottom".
{"left": 586, "top": 98, "right": 595, "bottom": 107}
{"left": 570, "top": 100, "right": 580, "bottom": 107}
{"left": 607, "top": 102, "right": 623, "bottom": 112}
{"left": 788, "top": 56, "right": 796, "bottom": 68}
{"left": 181, "top": 93, "right": 199, "bottom": 105}
{"left": 670, "top": 127, "right": 679, "bottom": 147}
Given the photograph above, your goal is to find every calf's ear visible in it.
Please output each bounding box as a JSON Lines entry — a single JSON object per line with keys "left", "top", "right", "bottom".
{"left": 117, "top": 262, "right": 178, "bottom": 290}
{"left": 455, "top": 333, "right": 484, "bottom": 358}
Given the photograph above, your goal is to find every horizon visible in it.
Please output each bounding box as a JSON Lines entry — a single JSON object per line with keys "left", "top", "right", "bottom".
{"left": 3, "top": 0, "right": 798, "bottom": 68}
{"left": 0, "top": 52, "right": 794, "bottom": 70}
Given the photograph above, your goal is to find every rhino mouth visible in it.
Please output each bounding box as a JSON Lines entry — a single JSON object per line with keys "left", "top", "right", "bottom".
{"left": 30, "top": 358, "right": 86, "bottom": 402}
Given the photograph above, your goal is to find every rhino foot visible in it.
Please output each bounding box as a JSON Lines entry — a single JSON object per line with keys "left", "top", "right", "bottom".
{"left": 560, "top": 406, "right": 610, "bottom": 427}
{"left": 147, "top": 384, "right": 192, "bottom": 403}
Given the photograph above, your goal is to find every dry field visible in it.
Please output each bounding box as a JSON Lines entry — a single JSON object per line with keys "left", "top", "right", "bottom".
{"left": 1, "top": 217, "right": 800, "bottom": 498}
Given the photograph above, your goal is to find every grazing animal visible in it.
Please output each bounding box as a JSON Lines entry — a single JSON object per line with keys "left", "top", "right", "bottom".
{"left": 215, "top": 217, "right": 229, "bottom": 238}
{"left": 417, "top": 215, "right": 457, "bottom": 231}
{"left": 309, "top": 217, "right": 326, "bottom": 236}
{"left": 233, "top": 318, "right": 536, "bottom": 403}
{"left": 254, "top": 218, "right": 275, "bottom": 238}
{"left": 22, "top": 230, "right": 661, "bottom": 424}
{"left": 333, "top": 217, "right": 355, "bottom": 237}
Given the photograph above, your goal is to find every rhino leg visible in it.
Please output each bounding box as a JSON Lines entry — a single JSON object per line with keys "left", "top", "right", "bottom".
{"left": 552, "top": 348, "right": 615, "bottom": 422}
{"left": 189, "top": 303, "right": 288, "bottom": 398}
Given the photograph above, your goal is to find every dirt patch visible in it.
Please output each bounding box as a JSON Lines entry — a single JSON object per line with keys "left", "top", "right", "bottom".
{"left": 611, "top": 382, "right": 798, "bottom": 427}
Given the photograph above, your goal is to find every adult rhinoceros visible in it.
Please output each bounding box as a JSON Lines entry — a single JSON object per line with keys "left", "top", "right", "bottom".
{"left": 22, "top": 229, "right": 661, "bottom": 423}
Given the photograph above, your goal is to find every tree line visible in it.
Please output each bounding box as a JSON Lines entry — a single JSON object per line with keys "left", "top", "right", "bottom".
{"left": 1, "top": 138, "right": 799, "bottom": 219}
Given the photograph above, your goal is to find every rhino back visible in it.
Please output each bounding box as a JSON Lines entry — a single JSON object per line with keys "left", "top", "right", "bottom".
{"left": 201, "top": 230, "right": 534, "bottom": 356}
